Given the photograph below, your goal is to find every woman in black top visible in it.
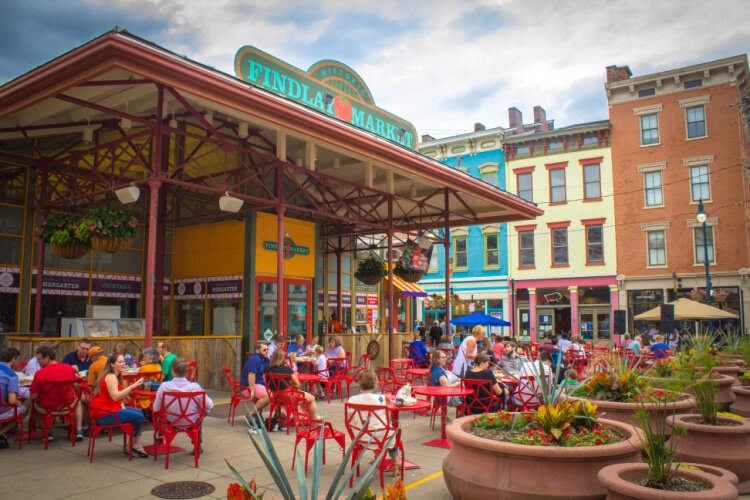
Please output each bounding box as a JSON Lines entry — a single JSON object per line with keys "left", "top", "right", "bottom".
{"left": 265, "top": 350, "right": 321, "bottom": 420}
{"left": 463, "top": 354, "right": 507, "bottom": 414}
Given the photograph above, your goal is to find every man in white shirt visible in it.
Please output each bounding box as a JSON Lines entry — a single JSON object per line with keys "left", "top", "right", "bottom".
{"left": 153, "top": 358, "right": 214, "bottom": 426}
{"left": 557, "top": 333, "right": 572, "bottom": 354}
{"left": 513, "top": 352, "right": 553, "bottom": 408}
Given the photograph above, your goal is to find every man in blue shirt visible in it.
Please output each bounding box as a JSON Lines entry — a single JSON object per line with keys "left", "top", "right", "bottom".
{"left": 61, "top": 338, "right": 92, "bottom": 372}
{"left": 649, "top": 335, "right": 671, "bottom": 360}
{"left": 241, "top": 342, "right": 270, "bottom": 413}
{"left": 0, "top": 347, "right": 26, "bottom": 449}
{"left": 408, "top": 333, "right": 429, "bottom": 367}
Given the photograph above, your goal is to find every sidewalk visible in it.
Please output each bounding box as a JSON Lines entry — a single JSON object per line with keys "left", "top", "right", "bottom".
{"left": 0, "top": 389, "right": 452, "bottom": 499}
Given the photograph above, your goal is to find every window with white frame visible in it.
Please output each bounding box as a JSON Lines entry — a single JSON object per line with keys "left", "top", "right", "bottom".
{"left": 686, "top": 105, "right": 706, "bottom": 139}
{"left": 586, "top": 225, "right": 604, "bottom": 263}
{"left": 552, "top": 228, "right": 568, "bottom": 265}
{"left": 644, "top": 171, "right": 663, "bottom": 206}
{"left": 454, "top": 236, "right": 468, "bottom": 269}
{"left": 647, "top": 230, "right": 666, "bottom": 266}
{"left": 484, "top": 233, "right": 499, "bottom": 268}
{"left": 519, "top": 231, "right": 535, "bottom": 267}
{"left": 690, "top": 165, "right": 710, "bottom": 202}
{"left": 583, "top": 163, "right": 601, "bottom": 200}
{"left": 640, "top": 113, "right": 659, "bottom": 145}
{"left": 517, "top": 172, "right": 533, "bottom": 202}
{"left": 694, "top": 226, "right": 715, "bottom": 264}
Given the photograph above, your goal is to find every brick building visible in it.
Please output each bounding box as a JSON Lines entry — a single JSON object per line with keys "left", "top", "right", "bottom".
{"left": 607, "top": 56, "right": 750, "bottom": 334}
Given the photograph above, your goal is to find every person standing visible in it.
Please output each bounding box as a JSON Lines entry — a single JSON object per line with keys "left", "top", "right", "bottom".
{"left": 417, "top": 321, "right": 427, "bottom": 341}
{"left": 156, "top": 341, "right": 178, "bottom": 382}
{"left": 61, "top": 339, "right": 92, "bottom": 372}
{"left": 452, "top": 325, "right": 485, "bottom": 378}
{"left": 429, "top": 320, "right": 443, "bottom": 346}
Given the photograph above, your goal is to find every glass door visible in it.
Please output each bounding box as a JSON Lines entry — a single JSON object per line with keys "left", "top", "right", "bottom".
{"left": 286, "top": 280, "right": 310, "bottom": 342}
{"left": 256, "top": 279, "right": 277, "bottom": 342}
{"left": 579, "top": 309, "right": 611, "bottom": 342}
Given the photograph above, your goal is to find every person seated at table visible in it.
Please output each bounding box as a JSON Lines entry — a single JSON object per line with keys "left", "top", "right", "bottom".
{"left": 90, "top": 353, "right": 149, "bottom": 458}
{"left": 408, "top": 333, "right": 429, "bottom": 368}
{"left": 619, "top": 333, "right": 631, "bottom": 350}
{"left": 87, "top": 346, "right": 107, "bottom": 387}
{"left": 491, "top": 336, "right": 505, "bottom": 363}
{"left": 241, "top": 342, "right": 271, "bottom": 414}
{"left": 347, "top": 370, "right": 388, "bottom": 434}
{"left": 264, "top": 350, "right": 320, "bottom": 423}
{"left": 29, "top": 346, "right": 85, "bottom": 442}
{"left": 153, "top": 357, "right": 214, "bottom": 424}
{"left": 499, "top": 342, "right": 524, "bottom": 374}
{"left": 429, "top": 350, "right": 461, "bottom": 388}
{"left": 312, "top": 345, "right": 328, "bottom": 399}
{"left": 138, "top": 348, "right": 163, "bottom": 385}
{"left": 548, "top": 337, "right": 562, "bottom": 369}
{"left": 326, "top": 337, "right": 346, "bottom": 375}
{"left": 627, "top": 335, "right": 646, "bottom": 355}
{"left": 304, "top": 335, "right": 320, "bottom": 356}
{"left": 463, "top": 353, "right": 507, "bottom": 413}
{"left": 437, "top": 335, "right": 453, "bottom": 349}
{"left": 61, "top": 338, "right": 93, "bottom": 372}
{"left": 267, "top": 334, "right": 281, "bottom": 359}
{"left": 650, "top": 335, "right": 671, "bottom": 359}
{"left": 512, "top": 352, "right": 553, "bottom": 408}
{"left": 156, "top": 340, "right": 178, "bottom": 382}
{"left": 114, "top": 343, "right": 134, "bottom": 368}
{"left": 287, "top": 335, "right": 306, "bottom": 356}
{"left": 0, "top": 347, "right": 27, "bottom": 449}
{"left": 563, "top": 368, "right": 579, "bottom": 394}
{"left": 557, "top": 332, "right": 572, "bottom": 354}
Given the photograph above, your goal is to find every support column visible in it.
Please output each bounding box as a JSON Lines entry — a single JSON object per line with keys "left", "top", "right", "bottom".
{"left": 528, "top": 288, "right": 537, "bottom": 342}
{"left": 444, "top": 189, "right": 451, "bottom": 339}
{"left": 387, "top": 197, "right": 396, "bottom": 361}
{"left": 569, "top": 286, "right": 579, "bottom": 337}
{"left": 143, "top": 179, "right": 162, "bottom": 347}
{"left": 508, "top": 280, "right": 516, "bottom": 338}
{"left": 276, "top": 206, "right": 285, "bottom": 338}
{"left": 33, "top": 170, "right": 48, "bottom": 333}
{"left": 610, "top": 284, "right": 620, "bottom": 341}
{"left": 336, "top": 236, "right": 343, "bottom": 322}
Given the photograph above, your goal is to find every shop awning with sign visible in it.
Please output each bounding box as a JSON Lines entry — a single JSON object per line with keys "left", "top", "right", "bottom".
{"left": 385, "top": 276, "right": 428, "bottom": 297}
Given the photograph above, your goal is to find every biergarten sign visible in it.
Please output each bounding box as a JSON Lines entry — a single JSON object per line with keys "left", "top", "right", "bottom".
{"left": 234, "top": 46, "right": 418, "bottom": 149}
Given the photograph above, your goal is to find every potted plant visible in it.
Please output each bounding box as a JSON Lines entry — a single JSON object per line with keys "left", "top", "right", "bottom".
{"left": 597, "top": 395, "right": 738, "bottom": 498}
{"left": 443, "top": 399, "right": 645, "bottom": 499}
{"left": 354, "top": 255, "right": 386, "bottom": 285}
{"left": 666, "top": 376, "right": 750, "bottom": 494}
{"left": 36, "top": 214, "right": 90, "bottom": 259}
{"left": 76, "top": 206, "right": 139, "bottom": 253}
{"left": 730, "top": 385, "right": 750, "bottom": 417}
{"left": 569, "top": 356, "right": 695, "bottom": 433}
{"left": 392, "top": 260, "right": 424, "bottom": 284}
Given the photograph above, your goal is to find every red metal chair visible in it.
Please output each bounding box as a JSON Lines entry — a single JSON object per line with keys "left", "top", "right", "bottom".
{"left": 222, "top": 366, "right": 253, "bottom": 426}
{"left": 342, "top": 354, "right": 371, "bottom": 397}
{"left": 391, "top": 358, "right": 415, "bottom": 385}
{"left": 375, "top": 367, "right": 402, "bottom": 396}
{"left": 29, "top": 379, "right": 82, "bottom": 450}
{"left": 87, "top": 406, "right": 134, "bottom": 463}
{"left": 153, "top": 390, "right": 207, "bottom": 469}
{"left": 459, "top": 378, "right": 503, "bottom": 416}
{"left": 11, "top": 361, "right": 27, "bottom": 373}
{"left": 317, "top": 358, "right": 347, "bottom": 403}
{"left": 291, "top": 391, "right": 345, "bottom": 475}
{"left": 265, "top": 372, "right": 297, "bottom": 434}
{"left": 186, "top": 361, "right": 198, "bottom": 382}
{"left": 344, "top": 402, "right": 402, "bottom": 490}
{"left": 509, "top": 375, "right": 542, "bottom": 412}
{"left": 0, "top": 386, "right": 23, "bottom": 449}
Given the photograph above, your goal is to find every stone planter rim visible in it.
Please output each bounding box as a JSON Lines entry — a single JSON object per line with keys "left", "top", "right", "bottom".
{"left": 567, "top": 393, "right": 697, "bottom": 412}
{"left": 667, "top": 413, "right": 750, "bottom": 435}
{"left": 447, "top": 414, "right": 644, "bottom": 460}
{"left": 731, "top": 386, "right": 750, "bottom": 395}
{"left": 597, "top": 462, "right": 738, "bottom": 499}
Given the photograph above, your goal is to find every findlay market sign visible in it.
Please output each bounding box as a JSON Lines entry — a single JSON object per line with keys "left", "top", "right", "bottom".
{"left": 234, "top": 46, "right": 418, "bottom": 149}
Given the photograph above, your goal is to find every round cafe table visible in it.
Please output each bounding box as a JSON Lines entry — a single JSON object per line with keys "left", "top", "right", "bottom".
{"left": 382, "top": 398, "right": 432, "bottom": 471}
{"left": 405, "top": 367, "right": 429, "bottom": 385}
{"left": 295, "top": 373, "right": 322, "bottom": 393}
{"left": 412, "top": 385, "right": 472, "bottom": 449}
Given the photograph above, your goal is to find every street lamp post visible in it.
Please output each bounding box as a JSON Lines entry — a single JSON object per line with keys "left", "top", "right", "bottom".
{"left": 696, "top": 200, "right": 712, "bottom": 305}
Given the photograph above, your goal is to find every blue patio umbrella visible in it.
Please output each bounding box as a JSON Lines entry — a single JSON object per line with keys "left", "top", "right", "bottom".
{"left": 451, "top": 312, "right": 511, "bottom": 327}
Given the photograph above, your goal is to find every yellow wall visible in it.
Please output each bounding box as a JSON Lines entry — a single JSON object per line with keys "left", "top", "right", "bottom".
{"left": 507, "top": 146, "right": 617, "bottom": 279}
{"left": 255, "top": 212, "right": 316, "bottom": 278}
{"left": 172, "top": 220, "right": 245, "bottom": 278}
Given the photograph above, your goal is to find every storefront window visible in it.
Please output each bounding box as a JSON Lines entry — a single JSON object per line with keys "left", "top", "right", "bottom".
{"left": 578, "top": 286, "right": 610, "bottom": 305}
{"left": 177, "top": 299, "right": 204, "bottom": 336}
{"left": 0, "top": 294, "right": 17, "bottom": 333}
{"left": 210, "top": 298, "right": 241, "bottom": 334}
{"left": 30, "top": 295, "right": 87, "bottom": 337}
{"left": 628, "top": 289, "right": 663, "bottom": 334}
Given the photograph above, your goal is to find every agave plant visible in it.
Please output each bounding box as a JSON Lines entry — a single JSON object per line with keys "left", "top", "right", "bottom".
{"left": 226, "top": 410, "right": 395, "bottom": 500}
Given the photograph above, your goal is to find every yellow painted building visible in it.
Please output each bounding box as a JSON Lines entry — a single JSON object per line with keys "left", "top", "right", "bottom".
{"left": 504, "top": 120, "right": 619, "bottom": 342}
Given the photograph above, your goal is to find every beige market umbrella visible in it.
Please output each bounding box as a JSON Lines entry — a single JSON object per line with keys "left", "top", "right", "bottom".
{"left": 633, "top": 298, "right": 739, "bottom": 321}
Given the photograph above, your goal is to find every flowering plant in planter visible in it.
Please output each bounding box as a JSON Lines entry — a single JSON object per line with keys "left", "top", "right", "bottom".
{"left": 354, "top": 255, "right": 387, "bottom": 285}
{"left": 36, "top": 213, "right": 90, "bottom": 259}
{"left": 75, "top": 206, "right": 139, "bottom": 241}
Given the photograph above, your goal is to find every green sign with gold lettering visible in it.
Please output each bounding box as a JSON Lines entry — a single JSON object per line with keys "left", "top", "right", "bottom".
{"left": 234, "top": 46, "right": 417, "bottom": 149}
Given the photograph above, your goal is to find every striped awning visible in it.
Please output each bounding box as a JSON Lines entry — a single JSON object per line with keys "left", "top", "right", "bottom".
{"left": 385, "top": 275, "right": 428, "bottom": 297}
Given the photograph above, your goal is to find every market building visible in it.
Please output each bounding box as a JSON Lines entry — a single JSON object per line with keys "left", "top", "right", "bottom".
{"left": 606, "top": 55, "right": 750, "bottom": 335}
{"left": 504, "top": 110, "right": 617, "bottom": 343}
{"left": 0, "top": 29, "right": 541, "bottom": 385}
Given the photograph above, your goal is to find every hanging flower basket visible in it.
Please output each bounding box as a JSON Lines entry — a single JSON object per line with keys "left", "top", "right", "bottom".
{"left": 393, "top": 261, "right": 424, "bottom": 283}
{"left": 50, "top": 241, "right": 89, "bottom": 259}
{"left": 354, "top": 255, "right": 387, "bottom": 285}
{"left": 357, "top": 273, "right": 382, "bottom": 285}
{"left": 91, "top": 236, "right": 133, "bottom": 254}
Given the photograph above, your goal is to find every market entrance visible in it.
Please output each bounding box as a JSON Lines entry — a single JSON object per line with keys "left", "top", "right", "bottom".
{"left": 256, "top": 276, "right": 312, "bottom": 343}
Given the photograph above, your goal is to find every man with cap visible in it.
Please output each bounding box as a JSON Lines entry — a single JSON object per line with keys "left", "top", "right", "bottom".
{"left": 86, "top": 346, "right": 107, "bottom": 386}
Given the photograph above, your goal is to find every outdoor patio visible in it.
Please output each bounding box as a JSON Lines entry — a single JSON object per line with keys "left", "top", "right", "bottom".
{"left": 1, "top": 389, "right": 452, "bottom": 499}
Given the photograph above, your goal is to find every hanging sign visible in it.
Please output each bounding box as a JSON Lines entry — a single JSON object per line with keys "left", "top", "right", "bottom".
{"left": 234, "top": 46, "right": 418, "bottom": 149}
{"left": 91, "top": 273, "right": 141, "bottom": 298}
{"left": 207, "top": 275, "right": 243, "bottom": 299}
{"left": 174, "top": 278, "right": 206, "bottom": 300}
{"left": 399, "top": 239, "right": 432, "bottom": 273}
{"left": 31, "top": 270, "right": 88, "bottom": 296}
{"left": 0, "top": 267, "right": 21, "bottom": 293}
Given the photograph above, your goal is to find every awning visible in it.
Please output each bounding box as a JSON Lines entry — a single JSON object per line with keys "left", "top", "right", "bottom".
{"left": 385, "top": 276, "right": 428, "bottom": 297}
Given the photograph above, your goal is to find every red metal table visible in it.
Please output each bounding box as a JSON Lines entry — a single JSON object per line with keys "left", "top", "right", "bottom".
{"left": 383, "top": 398, "right": 432, "bottom": 471}
{"left": 131, "top": 389, "right": 185, "bottom": 456}
{"left": 295, "top": 373, "right": 322, "bottom": 393}
{"left": 412, "top": 385, "right": 472, "bottom": 449}
{"left": 405, "top": 368, "right": 429, "bottom": 385}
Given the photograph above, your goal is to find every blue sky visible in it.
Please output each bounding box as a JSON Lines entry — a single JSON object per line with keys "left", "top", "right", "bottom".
{"left": 2, "top": 0, "right": 749, "bottom": 139}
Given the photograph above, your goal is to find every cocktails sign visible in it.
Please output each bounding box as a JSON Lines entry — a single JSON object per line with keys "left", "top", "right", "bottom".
{"left": 234, "top": 46, "right": 418, "bottom": 149}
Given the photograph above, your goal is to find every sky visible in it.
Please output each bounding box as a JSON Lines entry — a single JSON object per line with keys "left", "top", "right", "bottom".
{"left": 2, "top": 0, "right": 749, "bottom": 139}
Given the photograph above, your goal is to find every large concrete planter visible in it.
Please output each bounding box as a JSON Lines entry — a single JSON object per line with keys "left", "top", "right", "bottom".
{"left": 567, "top": 394, "right": 696, "bottom": 435}
{"left": 666, "top": 413, "right": 750, "bottom": 494}
{"left": 712, "top": 374, "right": 737, "bottom": 410}
{"left": 443, "top": 415, "right": 644, "bottom": 499}
{"left": 597, "top": 463, "right": 738, "bottom": 499}
{"left": 730, "top": 386, "right": 750, "bottom": 417}
{"left": 712, "top": 365, "right": 741, "bottom": 386}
